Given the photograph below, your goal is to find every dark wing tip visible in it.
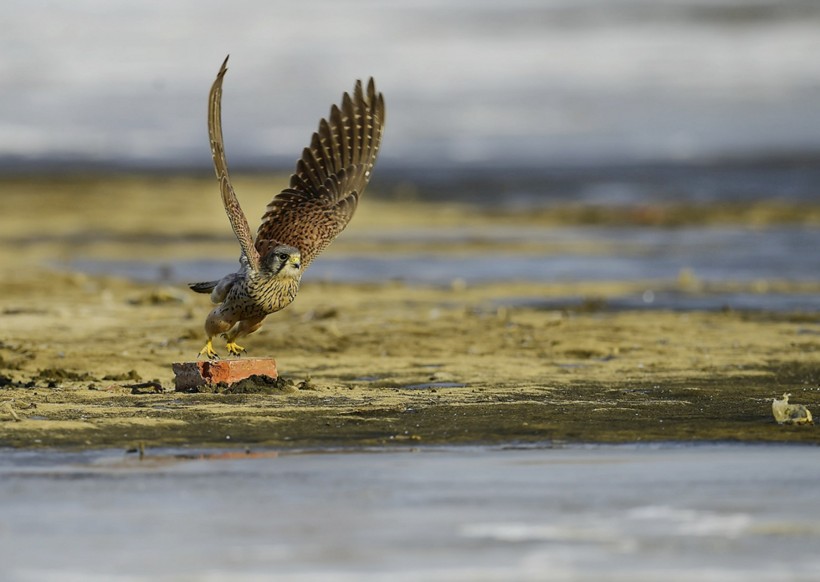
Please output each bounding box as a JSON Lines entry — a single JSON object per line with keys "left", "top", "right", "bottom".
{"left": 342, "top": 91, "right": 353, "bottom": 112}
{"left": 218, "top": 55, "right": 230, "bottom": 78}
{"left": 367, "top": 77, "right": 377, "bottom": 102}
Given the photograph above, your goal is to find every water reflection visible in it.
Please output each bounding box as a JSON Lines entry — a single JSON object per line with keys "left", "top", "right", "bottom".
{"left": 1, "top": 445, "right": 819, "bottom": 580}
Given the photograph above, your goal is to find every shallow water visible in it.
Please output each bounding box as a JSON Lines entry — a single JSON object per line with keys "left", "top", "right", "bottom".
{"left": 1, "top": 444, "right": 819, "bottom": 581}
{"left": 70, "top": 225, "right": 820, "bottom": 284}
{"left": 500, "top": 291, "right": 820, "bottom": 313}
{"left": 65, "top": 225, "right": 820, "bottom": 312}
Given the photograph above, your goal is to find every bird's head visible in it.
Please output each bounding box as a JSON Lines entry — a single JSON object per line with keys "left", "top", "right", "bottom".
{"left": 261, "top": 244, "right": 302, "bottom": 278}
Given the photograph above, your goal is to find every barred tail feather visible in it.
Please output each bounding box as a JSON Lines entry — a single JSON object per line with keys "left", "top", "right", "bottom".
{"left": 189, "top": 281, "right": 219, "bottom": 294}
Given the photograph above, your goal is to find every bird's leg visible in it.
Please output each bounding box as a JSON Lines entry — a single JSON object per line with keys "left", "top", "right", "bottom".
{"left": 198, "top": 338, "right": 219, "bottom": 360}
{"left": 199, "top": 307, "right": 235, "bottom": 360}
{"left": 223, "top": 316, "right": 265, "bottom": 358}
{"left": 224, "top": 341, "right": 246, "bottom": 357}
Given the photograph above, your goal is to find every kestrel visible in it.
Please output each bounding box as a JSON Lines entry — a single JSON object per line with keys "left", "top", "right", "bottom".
{"left": 190, "top": 56, "right": 385, "bottom": 359}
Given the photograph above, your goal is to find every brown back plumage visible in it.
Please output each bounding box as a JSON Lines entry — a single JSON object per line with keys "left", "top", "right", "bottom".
{"left": 255, "top": 78, "right": 386, "bottom": 268}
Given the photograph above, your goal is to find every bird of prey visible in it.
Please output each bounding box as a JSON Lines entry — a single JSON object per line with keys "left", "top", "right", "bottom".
{"left": 190, "top": 56, "right": 385, "bottom": 359}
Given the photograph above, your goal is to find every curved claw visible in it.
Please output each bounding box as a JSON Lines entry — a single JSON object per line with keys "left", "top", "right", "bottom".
{"left": 225, "top": 341, "right": 246, "bottom": 357}
{"left": 198, "top": 340, "right": 219, "bottom": 360}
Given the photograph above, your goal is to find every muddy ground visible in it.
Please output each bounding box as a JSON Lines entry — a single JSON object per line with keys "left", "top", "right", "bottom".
{"left": 0, "top": 175, "right": 818, "bottom": 449}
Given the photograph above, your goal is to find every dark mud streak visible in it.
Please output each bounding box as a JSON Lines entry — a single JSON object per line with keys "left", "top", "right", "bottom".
{"left": 3, "top": 362, "right": 817, "bottom": 449}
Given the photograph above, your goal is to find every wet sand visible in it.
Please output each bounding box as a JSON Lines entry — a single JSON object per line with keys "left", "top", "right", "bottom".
{"left": 1, "top": 175, "right": 818, "bottom": 448}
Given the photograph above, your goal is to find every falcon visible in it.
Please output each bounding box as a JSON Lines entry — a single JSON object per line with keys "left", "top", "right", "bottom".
{"left": 190, "top": 56, "right": 385, "bottom": 359}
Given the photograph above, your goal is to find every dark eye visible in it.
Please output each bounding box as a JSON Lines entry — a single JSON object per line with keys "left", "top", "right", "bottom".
{"left": 278, "top": 253, "right": 289, "bottom": 261}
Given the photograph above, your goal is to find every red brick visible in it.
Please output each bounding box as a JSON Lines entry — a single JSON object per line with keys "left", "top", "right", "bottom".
{"left": 172, "top": 358, "right": 278, "bottom": 392}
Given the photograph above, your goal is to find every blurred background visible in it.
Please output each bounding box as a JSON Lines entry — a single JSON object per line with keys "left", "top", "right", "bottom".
{"left": 2, "top": 0, "right": 819, "bottom": 305}
{"left": 3, "top": 0, "right": 820, "bottom": 171}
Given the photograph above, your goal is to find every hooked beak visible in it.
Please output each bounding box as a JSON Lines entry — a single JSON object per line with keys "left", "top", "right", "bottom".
{"left": 290, "top": 255, "right": 302, "bottom": 270}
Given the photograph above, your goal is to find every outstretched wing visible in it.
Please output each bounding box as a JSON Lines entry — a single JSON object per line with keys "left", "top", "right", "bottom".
{"left": 255, "top": 78, "right": 386, "bottom": 268}
{"left": 209, "top": 55, "right": 261, "bottom": 271}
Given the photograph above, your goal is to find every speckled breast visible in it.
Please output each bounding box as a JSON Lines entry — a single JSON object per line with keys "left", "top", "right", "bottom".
{"left": 229, "top": 275, "right": 301, "bottom": 318}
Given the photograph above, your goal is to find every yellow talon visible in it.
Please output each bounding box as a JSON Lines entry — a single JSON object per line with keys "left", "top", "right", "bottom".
{"left": 226, "top": 341, "right": 246, "bottom": 357}
{"left": 198, "top": 339, "right": 219, "bottom": 360}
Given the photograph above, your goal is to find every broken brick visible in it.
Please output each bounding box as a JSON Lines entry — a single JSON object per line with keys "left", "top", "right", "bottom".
{"left": 172, "top": 358, "right": 278, "bottom": 392}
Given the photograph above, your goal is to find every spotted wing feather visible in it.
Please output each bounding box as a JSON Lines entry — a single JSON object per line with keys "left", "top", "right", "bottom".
{"left": 209, "top": 55, "right": 261, "bottom": 271}
{"left": 256, "top": 78, "right": 385, "bottom": 268}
